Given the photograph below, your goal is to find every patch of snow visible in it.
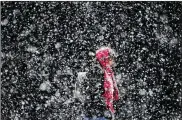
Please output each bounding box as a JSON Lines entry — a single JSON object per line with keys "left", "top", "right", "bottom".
{"left": 160, "top": 58, "right": 165, "bottom": 62}
{"left": 97, "top": 35, "right": 104, "bottom": 41}
{"left": 63, "top": 98, "right": 74, "bottom": 105}
{"left": 139, "top": 89, "right": 147, "bottom": 95}
{"left": 20, "top": 30, "right": 31, "bottom": 37}
{"left": 73, "top": 90, "right": 81, "bottom": 98}
{"left": 1, "top": 19, "right": 8, "bottom": 26}
{"left": 55, "top": 42, "right": 61, "bottom": 49}
{"left": 77, "top": 72, "right": 87, "bottom": 83}
{"left": 13, "top": 9, "right": 20, "bottom": 16}
{"left": 56, "top": 70, "right": 62, "bottom": 75}
{"left": 169, "top": 38, "right": 178, "bottom": 47}
{"left": 27, "top": 46, "right": 39, "bottom": 54}
{"left": 13, "top": 20, "right": 17, "bottom": 24}
{"left": 160, "top": 15, "right": 168, "bottom": 24}
{"left": 55, "top": 90, "right": 60, "bottom": 97}
{"left": 21, "top": 101, "right": 25, "bottom": 105}
{"left": 116, "top": 74, "right": 121, "bottom": 81}
{"left": 39, "top": 81, "right": 51, "bottom": 91}
{"left": 148, "top": 89, "right": 153, "bottom": 96}
{"left": 88, "top": 51, "right": 95, "bottom": 56}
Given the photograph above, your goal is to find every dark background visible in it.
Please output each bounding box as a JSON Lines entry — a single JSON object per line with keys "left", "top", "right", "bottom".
{"left": 1, "top": 2, "right": 182, "bottom": 120}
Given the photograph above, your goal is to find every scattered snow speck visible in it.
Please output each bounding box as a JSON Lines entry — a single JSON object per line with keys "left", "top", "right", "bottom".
{"left": 55, "top": 90, "right": 60, "bottom": 97}
{"left": 116, "top": 74, "right": 122, "bottom": 83}
{"left": 56, "top": 70, "right": 62, "bottom": 75}
{"left": 63, "top": 98, "right": 74, "bottom": 105}
{"left": 97, "top": 35, "right": 104, "bottom": 41}
{"left": 139, "top": 89, "right": 147, "bottom": 95}
{"left": 148, "top": 89, "right": 153, "bottom": 96}
{"left": 21, "top": 101, "right": 25, "bottom": 105}
{"left": 73, "top": 90, "right": 82, "bottom": 99}
{"left": 169, "top": 38, "right": 178, "bottom": 47}
{"left": 14, "top": 116, "right": 19, "bottom": 120}
{"left": 20, "top": 30, "right": 30, "bottom": 37}
{"left": 77, "top": 72, "right": 87, "bottom": 82}
{"left": 40, "top": 83, "right": 47, "bottom": 91}
{"left": 55, "top": 42, "right": 61, "bottom": 49}
{"left": 36, "top": 106, "right": 41, "bottom": 111}
{"left": 88, "top": 51, "right": 95, "bottom": 56}
{"left": 160, "top": 58, "right": 165, "bottom": 62}
{"left": 160, "top": 15, "right": 168, "bottom": 24}
{"left": 13, "top": 9, "right": 20, "bottom": 16}
{"left": 62, "top": 66, "right": 73, "bottom": 75}
{"left": 13, "top": 20, "right": 17, "bottom": 24}
{"left": 39, "top": 81, "right": 51, "bottom": 91}
{"left": 27, "top": 46, "right": 39, "bottom": 54}
{"left": 1, "top": 19, "right": 8, "bottom": 26}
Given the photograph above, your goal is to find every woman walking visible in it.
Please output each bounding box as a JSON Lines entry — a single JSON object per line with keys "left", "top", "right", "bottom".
{"left": 83, "top": 47, "right": 120, "bottom": 120}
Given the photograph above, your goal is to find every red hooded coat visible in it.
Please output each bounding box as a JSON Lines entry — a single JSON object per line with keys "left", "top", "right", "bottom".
{"left": 96, "top": 47, "right": 119, "bottom": 113}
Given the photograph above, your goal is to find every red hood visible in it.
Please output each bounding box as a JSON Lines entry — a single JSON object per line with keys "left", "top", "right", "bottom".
{"left": 96, "top": 47, "right": 110, "bottom": 69}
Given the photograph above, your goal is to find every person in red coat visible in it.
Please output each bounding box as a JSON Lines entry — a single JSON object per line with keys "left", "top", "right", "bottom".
{"left": 83, "top": 47, "right": 119, "bottom": 120}
{"left": 95, "top": 47, "right": 120, "bottom": 119}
